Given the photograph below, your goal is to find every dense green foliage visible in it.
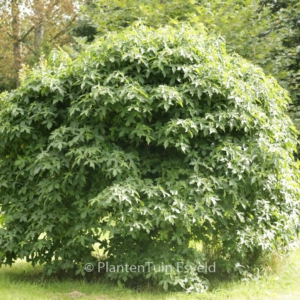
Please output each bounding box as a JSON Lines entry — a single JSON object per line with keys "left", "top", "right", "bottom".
{"left": 80, "top": 0, "right": 196, "bottom": 35}
{"left": 0, "top": 25, "right": 299, "bottom": 292}
{"left": 77, "top": 0, "right": 300, "bottom": 147}
{"left": 260, "top": 0, "right": 300, "bottom": 132}
{"left": 198, "top": 0, "right": 300, "bottom": 139}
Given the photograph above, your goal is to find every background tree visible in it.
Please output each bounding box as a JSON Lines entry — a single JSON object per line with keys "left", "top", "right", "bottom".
{"left": 0, "top": 8, "right": 15, "bottom": 90}
{"left": 72, "top": 0, "right": 198, "bottom": 40}
{"left": 0, "top": 0, "right": 83, "bottom": 92}
{"left": 259, "top": 0, "right": 300, "bottom": 132}
{"left": 11, "top": 0, "right": 22, "bottom": 87}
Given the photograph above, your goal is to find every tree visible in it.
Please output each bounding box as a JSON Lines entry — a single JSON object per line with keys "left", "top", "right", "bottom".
{"left": 73, "top": 0, "right": 198, "bottom": 41}
{"left": 192, "top": 1, "right": 277, "bottom": 64}
{"left": 76, "top": 0, "right": 278, "bottom": 64}
{"left": 0, "top": 8, "right": 15, "bottom": 90}
{"left": 0, "top": 24, "right": 299, "bottom": 292}
{"left": 33, "top": 0, "right": 44, "bottom": 53}
{"left": 258, "top": 0, "right": 300, "bottom": 134}
{"left": 0, "top": 0, "right": 81, "bottom": 91}
{"left": 11, "top": 0, "right": 22, "bottom": 87}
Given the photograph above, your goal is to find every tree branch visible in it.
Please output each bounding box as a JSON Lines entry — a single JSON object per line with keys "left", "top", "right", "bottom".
{"left": 21, "top": 42, "right": 38, "bottom": 57}
{"left": 7, "top": 31, "right": 14, "bottom": 39}
{"left": 50, "top": 13, "right": 77, "bottom": 42}
{"left": 21, "top": 25, "right": 36, "bottom": 41}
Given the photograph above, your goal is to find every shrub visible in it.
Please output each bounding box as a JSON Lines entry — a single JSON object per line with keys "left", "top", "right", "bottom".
{"left": 0, "top": 24, "right": 299, "bottom": 292}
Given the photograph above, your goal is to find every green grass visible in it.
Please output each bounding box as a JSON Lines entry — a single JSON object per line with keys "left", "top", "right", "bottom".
{"left": 1, "top": 246, "right": 300, "bottom": 300}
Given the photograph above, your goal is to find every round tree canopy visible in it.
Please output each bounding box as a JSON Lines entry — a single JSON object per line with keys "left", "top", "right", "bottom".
{"left": 0, "top": 24, "right": 299, "bottom": 292}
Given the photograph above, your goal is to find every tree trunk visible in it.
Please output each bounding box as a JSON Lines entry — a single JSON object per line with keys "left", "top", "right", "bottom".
{"left": 34, "top": 23, "right": 44, "bottom": 52}
{"left": 11, "top": 0, "right": 22, "bottom": 87}
{"left": 34, "top": 0, "right": 44, "bottom": 53}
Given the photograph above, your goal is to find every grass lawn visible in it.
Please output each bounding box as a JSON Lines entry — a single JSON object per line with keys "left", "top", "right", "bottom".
{"left": 0, "top": 245, "right": 300, "bottom": 300}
